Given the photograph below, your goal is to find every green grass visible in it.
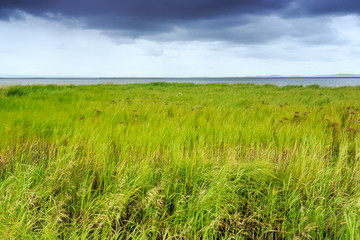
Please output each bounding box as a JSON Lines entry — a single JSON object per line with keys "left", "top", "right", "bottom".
{"left": 1, "top": 83, "right": 360, "bottom": 239}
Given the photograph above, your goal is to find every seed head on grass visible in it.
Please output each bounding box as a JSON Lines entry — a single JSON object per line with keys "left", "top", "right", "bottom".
{"left": 3, "top": 84, "right": 360, "bottom": 239}
{"left": 0, "top": 159, "right": 6, "bottom": 175}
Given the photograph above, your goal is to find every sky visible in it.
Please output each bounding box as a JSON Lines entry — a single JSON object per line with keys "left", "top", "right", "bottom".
{"left": 0, "top": 0, "right": 360, "bottom": 77}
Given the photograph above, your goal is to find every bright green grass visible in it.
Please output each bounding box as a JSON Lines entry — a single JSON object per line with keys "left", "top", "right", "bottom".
{"left": 1, "top": 83, "right": 360, "bottom": 239}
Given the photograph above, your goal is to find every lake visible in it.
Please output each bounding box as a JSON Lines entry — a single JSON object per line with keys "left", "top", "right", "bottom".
{"left": 1, "top": 77, "right": 360, "bottom": 87}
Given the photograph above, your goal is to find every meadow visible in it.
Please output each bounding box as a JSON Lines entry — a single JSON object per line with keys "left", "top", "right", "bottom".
{"left": 1, "top": 83, "right": 360, "bottom": 239}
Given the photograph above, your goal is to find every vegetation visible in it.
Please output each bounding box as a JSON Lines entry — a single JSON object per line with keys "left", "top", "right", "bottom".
{"left": 1, "top": 83, "right": 360, "bottom": 239}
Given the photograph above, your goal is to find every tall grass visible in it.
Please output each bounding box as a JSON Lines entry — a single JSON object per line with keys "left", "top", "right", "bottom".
{"left": 1, "top": 83, "right": 360, "bottom": 239}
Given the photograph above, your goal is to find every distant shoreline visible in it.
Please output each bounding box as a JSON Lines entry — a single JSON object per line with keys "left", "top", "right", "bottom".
{"left": 2, "top": 76, "right": 360, "bottom": 87}
{"left": 1, "top": 76, "right": 360, "bottom": 79}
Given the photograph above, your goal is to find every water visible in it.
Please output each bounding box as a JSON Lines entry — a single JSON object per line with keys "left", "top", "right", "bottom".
{"left": 1, "top": 77, "right": 360, "bottom": 87}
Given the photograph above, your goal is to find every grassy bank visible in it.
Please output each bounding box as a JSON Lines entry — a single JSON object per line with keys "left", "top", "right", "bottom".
{"left": 1, "top": 83, "right": 360, "bottom": 239}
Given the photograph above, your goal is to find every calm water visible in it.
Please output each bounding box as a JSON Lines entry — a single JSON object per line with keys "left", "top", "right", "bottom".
{"left": 1, "top": 77, "right": 360, "bottom": 87}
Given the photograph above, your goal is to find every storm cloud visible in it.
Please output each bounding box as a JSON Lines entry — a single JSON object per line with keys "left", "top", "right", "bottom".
{"left": 1, "top": 0, "right": 359, "bottom": 77}
{"left": 1, "top": 0, "right": 360, "bottom": 43}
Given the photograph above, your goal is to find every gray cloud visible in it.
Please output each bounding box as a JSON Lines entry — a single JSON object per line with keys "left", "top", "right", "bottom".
{"left": 1, "top": 0, "right": 360, "bottom": 44}
{"left": 0, "top": 1, "right": 286, "bottom": 21}
{"left": 109, "top": 15, "right": 342, "bottom": 47}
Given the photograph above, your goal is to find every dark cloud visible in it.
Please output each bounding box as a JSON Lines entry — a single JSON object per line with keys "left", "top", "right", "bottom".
{"left": 0, "top": 0, "right": 359, "bottom": 43}
{"left": 295, "top": 0, "right": 360, "bottom": 15}
{"left": 0, "top": 1, "right": 281, "bottom": 39}
{"left": 1, "top": 0, "right": 359, "bottom": 21}
{"left": 0, "top": 0, "right": 286, "bottom": 42}
{"left": 0, "top": 0, "right": 285, "bottom": 21}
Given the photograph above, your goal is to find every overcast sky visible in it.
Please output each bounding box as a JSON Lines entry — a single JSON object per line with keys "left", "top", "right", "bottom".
{"left": 1, "top": 0, "right": 360, "bottom": 77}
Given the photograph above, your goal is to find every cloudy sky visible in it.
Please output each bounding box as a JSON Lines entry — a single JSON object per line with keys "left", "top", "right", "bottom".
{"left": 0, "top": 0, "right": 360, "bottom": 77}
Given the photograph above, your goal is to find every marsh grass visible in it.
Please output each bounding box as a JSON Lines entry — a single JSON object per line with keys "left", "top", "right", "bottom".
{"left": 1, "top": 83, "right": 360, "bottom": 239}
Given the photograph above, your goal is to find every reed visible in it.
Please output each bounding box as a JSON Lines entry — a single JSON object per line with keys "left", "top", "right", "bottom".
{"left": 1, "top": 83, "right": 360, "bottom": 239}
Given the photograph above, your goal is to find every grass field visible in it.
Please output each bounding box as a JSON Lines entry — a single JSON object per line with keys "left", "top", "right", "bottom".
{"left": 1, "top": 83, "right": 360, "bottom": 239}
